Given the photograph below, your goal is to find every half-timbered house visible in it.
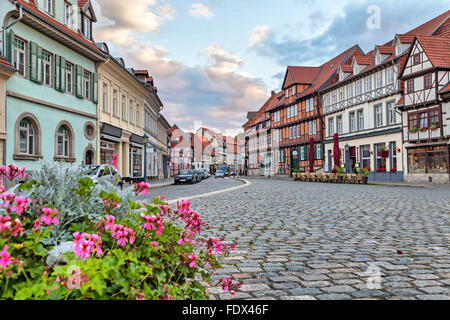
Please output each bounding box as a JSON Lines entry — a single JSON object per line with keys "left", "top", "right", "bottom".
{"left": 271, "top": 46, "right": 361, "bottom": 175}
{"left": 399, "top": 35, "right": 450, "bottom": 183}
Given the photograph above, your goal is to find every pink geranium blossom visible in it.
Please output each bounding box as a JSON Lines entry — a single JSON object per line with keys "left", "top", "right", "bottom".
{"left": 11, "top": 196, "right": 30, "bottom": 216}
{"left": 134, "top": 182, "right": 151, "bottom": 196}
{"left": 104, "top": 215, "right": 116, "bottom": 231}
{"left": 72, "top": 233, "right": 103, "bottom": 259}
{"left": 41, "top": 208, "right": 59, "bottom": 225}
{"left": 111, "top": 154, "right": 118, "bottom": 170}
{"left": 188, "top": 253, "right": 197, "bottom": 268}
{"left": 0, "top": 246, "right": 11, "bottom": 268}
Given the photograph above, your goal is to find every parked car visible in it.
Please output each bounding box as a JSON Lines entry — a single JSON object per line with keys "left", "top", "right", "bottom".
{"left": 215, "top": 170, "right": 225, "bottom": 179}
{"left": 193, "top": 170, "right": 202, "bottom": 183}
{"left": 200, "top": 169, "right": 209, "bottom": 179}
{"left": 174, "top": 170, "right": 196, "bottom": 185}
{"left": 86, "top": 165, "right": 123, "bottom": 189}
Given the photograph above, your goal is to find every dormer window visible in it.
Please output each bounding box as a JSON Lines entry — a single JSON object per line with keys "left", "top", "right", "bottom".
{"left": 44, "top": 0, "right": 54, "bottom": 15}
{"left": 395, "top": 45, "right": 402, "bottom": 56}
{"left": 64, "top": 2, "right": 73, "bottom": 28}
{"left": 82, "top": 16, "right": 92, "bottom": 39}
{"left": 339, "top": 72, "right": 345, "bottom": 81}
{"left": 375, "top": 55, "right": 382, "bottom": 65}
{"left": 354, "top": 65, "right": 359, "bottom": 75}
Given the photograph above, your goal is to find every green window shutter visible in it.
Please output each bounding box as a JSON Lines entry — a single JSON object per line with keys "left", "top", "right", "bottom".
{"left": 54, "top": 54, "right": 60, "bottom": 91}
{"left": 306, "top": 146, "right": 309, "bottom": 161}
{"left": 320, "top": 144, "right": 324, "bottom": 159}
{"left": 75, "top": 65, "right": 84, "bottom": 98}
{"left": 60, "top": 57, "right": 66, "bottom": 92}
{"left": 92, "top": 72, "right": 98, "bottom": 104}
{"left": 36, "top": 46, "right": 43, "bottom": 84}
{"left": 6, "top": 30, "right": 14, "bottom": 63}
{"left": 29, "top": 42, "right": 39, "bottom": 82}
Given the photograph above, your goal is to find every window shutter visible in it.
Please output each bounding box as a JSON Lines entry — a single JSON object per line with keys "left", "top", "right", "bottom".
{"left": 305, "top": 146, "right": 309, "bottom": 161}
{"left": 37, "top": 46, "right": 43, "bottom": 84}
{"left": 54, "top": 54, "right": 60, "bottom": 91}
{"left": 320, "top": 144, "right": 324, "bottom": 159}
{"left": 92, "top": 72, "right": 98, "bottom": 104}
{"left": 6, "top": 30, "right": 14, "bottom": 63}
{"left": 29, "top": 42, "right": 39, "bottom": 82}
{"left": 75, "top": 65, "right": 84, "bottom": 98}
{"left": 60, "top": 57, "right": 66, "bottom": 92}
{"left": 314, "top": 144, "right": 318, "bottom": 160}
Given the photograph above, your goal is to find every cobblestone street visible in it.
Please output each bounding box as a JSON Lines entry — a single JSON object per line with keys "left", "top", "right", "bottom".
{"left": 160, "top": 178, "right": 450, "bottom": 300}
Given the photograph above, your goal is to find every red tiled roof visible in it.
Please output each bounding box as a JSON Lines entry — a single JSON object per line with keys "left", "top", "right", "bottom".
{"left": 245, "top": 92, "right": 281, "bottom": 128}
{"left": 440, "top": 81, "right": 450, "bottom": 94}
{"left": 267, "top": 91, "right": 285, "bottom": 112}
{"left": 354, "top": 55, "right": 372, "bottom": 65}
{"left": 416, "top": 35, "right": 450, "bottom": 68}
{"left": 16, "top": 0, "right": 103, "bottom": 56}
{"left": 287, "top": 66, "right": 321, "bottom": 85}
{"left": 376, "top": 45, "right": 394, "bottom": 55}
{"left": 396, "top": 34, "right": 416, "bottom": 43}
{"left": 340, "top": 65, "right": 353, "bottom": 73}
{"left": 0, "top": 56, "right": 14, "bottom": 71}
{"left": 405, "top": 10, "right": 450, "bottom": 36}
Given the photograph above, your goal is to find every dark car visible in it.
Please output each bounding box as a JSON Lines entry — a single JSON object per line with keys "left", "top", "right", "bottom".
{"left": 175, "top": 170, "right": 196, "bottom": 185}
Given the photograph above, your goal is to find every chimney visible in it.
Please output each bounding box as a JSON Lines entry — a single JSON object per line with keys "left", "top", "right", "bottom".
{"left": 271, "top": 90, "right": 276, "bottom": 96}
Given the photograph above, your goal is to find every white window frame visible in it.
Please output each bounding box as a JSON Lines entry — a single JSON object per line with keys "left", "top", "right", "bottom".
{"left": 19, "top": 120, "right": 35, "bottom": 155}
{"left": 113, "top": 89, "right": 118, "bottom": 116}
{"left": 84, "top": 70, "right": 91, "bottom": 100}
{"left": 102, "top": 82, "right": 108, "bottom": 112}
{"left": 44, "top": 0, "right": 54, "bottom": 15}
{"left": 57, "top": 126, "right": 70, "bottom": 158}
{"left": 357, "top": 109, "right": 364, "bottom": 131}
{"left": 375, "top": 104, "right": 383, "bottom": 127}
{"left": 13, "top": 37, "right": 26, "bottom": 77}
{"left": 64, "top": 1, "right": 73, "bottom": 28}
{"left": 336, "top": 116, "right": 343, "bottom": 134}
{"left": 65, "top": 62, "right": 74, "bottom": 94}
{"left": 83, "top": 16, "right": 91, "bottom": 39}
{"left": 122, "top": 95, "right": 127, "bottom": 120}
{"left": 42, "top": 50, "right": 52, "bottom": 87}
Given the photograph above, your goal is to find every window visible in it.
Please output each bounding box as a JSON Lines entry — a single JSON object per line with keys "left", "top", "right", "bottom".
{"left": 357, "top": 109, "right": 364, "bottom": 131}
{"left": 19, "top": 119, "right": 35, "bottom": 155}
{"left": 65, "top": 62, "right": 73, "bottom": 94}
{"left": 113, "top": 90, "right": 118, "bottom": 116}
{"left": 349, "top": 112, "right": 356, "bottom": 132}
{"left": 424, "top": 74, "right": 432, "bottom": 89}
{"left": 84, "top": 71, "right": 91, "bottom": 100}
{"left": 375, "top": 105, "right": 383, "bottom": 127}
{"left": 287, "top": 106, "right": 291, "bottom": 119}
{"left": 376, "top": 72, "right": 382, "bottom": 88}
{"left": 407, "top": 79, "right": 414, "bottom": 93}
{"left": 102, "top": 83, "right": 108, "bottom": 112}
{"left": 366, "top": 76, "right": 372, "bottom": 91}
{"left": 325, "top": 94, "right": 330, "bottom": 106}
{"left": 328, "top": 118, "right": 334, "bottom": 136}
{"left": 396, "top": 45, "right": 402, "bottom": 56}
{"left": 289, "top": 127, "right": 292, "bottom": 139}
{"left": 408, "top": 146, "right": 448, "bottom": 174}
{"left": 83, "top": 16, "right": 91, "bottom": 39}
{"left": 339, "top": 88, "right": 344, "bottom": 101}
{"left": 413, "top": 54, "right": 420, "bottom": 65}
{"left": 360, "top": 145, "right": 371, "bottom": 169}
{"left": 347, "top": 84, "right": 353, "bottom": 98}
{"left": 57, "top": 125, "right": 70, "bottom": 158}
{"left": 292, "top": 86, "right": 296, "bottom": 96}
{"left": 136, "top": 105, "right": 140, "bottom": 126}
{"left": 122, "top": 95, "right": 127, "bottom": 120}
{"left": 386, "top": 68, "right": 394, "bottom": 84}
{"left": 336, "top": 116, "right": 343, "bottom": 134}
{"left": 375, "top": 143, "right": 387, "bottom": 171}
{"left": 44, "top": 0, "right": 54, "bottom": 15}
{"left": 387, "top": 101, "right": 396, "bottom": 125}
{"left": 129, "top": 100, "right": 134, "bottom": 123}
{"left": 42, "top": 51, "right": 52, "bottom": 86}
{"left": 376, "top": 55, "right": 382, "bottom": 65}
{"left": 429, "top": 109, "right": 439, "bottom": 128}
{"left": 285, "top": 89, "right": 289, "bottom": 98}
{"left": 408, "top": 113, "right": 417, "bottom": 130}
{"left": 64, "top": 1, "right": 73, "bottom": 27}
{"left": 354, "top": 65, "right": 359, "bottom": 75}
{"left": 419, "top": 112, "right": 428, "bottom": 129}
{"left": 390, "top": 142, "right": 398, "bottom": 171}
{"left": 13, "top": 37, "right": 26, "bottom": 77}
{"left": 356, "top": 80, "right": 362, "bottom": 95}
{"left": 332, "top": 91, "right": 337, "bottom": 104}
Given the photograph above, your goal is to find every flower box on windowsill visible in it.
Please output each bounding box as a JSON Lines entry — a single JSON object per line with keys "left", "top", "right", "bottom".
{"left": 409, "top": 128, "right": 418, "bottom": 134}
{"left": 418, "top": 127, "right": 427, "bottom": 133}
{"left": 429, "top": 125, "right": 439, "bottom": 131}
{"left": 390, "top": 168, "right": 397, "bottom": 172}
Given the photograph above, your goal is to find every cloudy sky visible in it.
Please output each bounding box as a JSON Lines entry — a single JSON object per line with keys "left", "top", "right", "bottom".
{"left": 91, "top": 0, "right": 448, "bottom": 135}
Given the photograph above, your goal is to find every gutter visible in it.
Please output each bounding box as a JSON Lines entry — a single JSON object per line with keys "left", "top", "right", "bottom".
{"left": 2, "top": 1, "right": 23, "bottom": 57}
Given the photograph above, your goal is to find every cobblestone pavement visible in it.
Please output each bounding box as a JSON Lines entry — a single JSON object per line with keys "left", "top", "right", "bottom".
{"left": 143, "top": 177, "right": 243, "bottom": 201}
{"left": 184, "top": 178, "right": 450, "bottom": 300}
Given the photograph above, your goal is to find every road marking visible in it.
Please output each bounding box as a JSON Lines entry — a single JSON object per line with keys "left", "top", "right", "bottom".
{"left": 167, "top": 178, "right": 252, "bottom": 205}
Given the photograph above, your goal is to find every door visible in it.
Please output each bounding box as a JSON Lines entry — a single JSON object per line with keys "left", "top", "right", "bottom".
{"left": 291, "top": 149, "right": 300, "bottom": 173}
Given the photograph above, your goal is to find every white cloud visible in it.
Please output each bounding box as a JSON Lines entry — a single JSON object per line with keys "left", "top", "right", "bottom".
{"left": 249, "top": 26, "right": 272, "bottom": 49}
{"left": 189, "top": 3, "right": 214, "bottom": 19}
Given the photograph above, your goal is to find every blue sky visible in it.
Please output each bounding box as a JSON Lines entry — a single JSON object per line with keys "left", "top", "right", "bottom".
{"left": 91, "top": 0, "right": 449, "bottom": 135}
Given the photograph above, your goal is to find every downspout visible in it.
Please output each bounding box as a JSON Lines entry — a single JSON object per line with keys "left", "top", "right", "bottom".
{"left": 2, "top": 1, "right": 23, "bottom": 57}
{"left": 2, "top": 1, "right": 22, "bottom": 168}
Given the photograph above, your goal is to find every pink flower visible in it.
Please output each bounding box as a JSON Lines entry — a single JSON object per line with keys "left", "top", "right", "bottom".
{"left": 0, "top": 215, "right": 12, "bottom": 232}
{"left": 11, "top": 218, "right": 23, "bottom": 237}
{"left": 74, "top": 238, "right": 92, "bottom": 259}
{"left": 41, "top": 208, "right": 59, "bottom": 225}
{"left": 72, "top": 233, "right": 103, "bottom": 259}
{"left": 151, "top": 241, "right": 158, "bottom": 249}
{"left": 188, "top": 253, "right": 197, "bottom": 268}
{"left": 11, "top": 196, "right": 30, "bottom": 216}
{"left": 104, "top": 215, "right": 116, "bottom": 231}
{"left": 134, "top": 182, "right": 151, "bottom": 196}
{"left": 0, "top": 246, "right": 11, "bottom": 268}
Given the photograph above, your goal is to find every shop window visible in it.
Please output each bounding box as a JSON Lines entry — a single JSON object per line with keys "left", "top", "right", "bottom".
{"left": 375, "top": 143, "right": 387, "bottom": 171}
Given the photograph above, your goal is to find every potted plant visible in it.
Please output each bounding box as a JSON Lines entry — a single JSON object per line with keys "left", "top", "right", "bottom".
{"left": 409, "top": 127, "right": 418, "bottom": 134}
{"left": 429, "top": 124, "right": 438, "bottom": 131}
{"left": 360, "top": 168, "right": 370, "bottom": 184}
{"left": 418, "top": 127, "right": 427, "bottom": 133}
{"left": 334, "top": 166, "right": 345, "bottom": 184}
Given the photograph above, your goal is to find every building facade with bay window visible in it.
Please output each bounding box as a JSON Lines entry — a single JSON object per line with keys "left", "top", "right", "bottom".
{"left": 96, "top": 44, "right": 150, "bottom": 179}
{"left": 1, "top": 0, "right": 104, "bottom": 171}
{"left": 399, "top": 35, "right": 450, "bottom": 183}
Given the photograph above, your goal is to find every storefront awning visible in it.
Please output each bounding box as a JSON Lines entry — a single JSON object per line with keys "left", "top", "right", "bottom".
{"left": 101, "top": 123, "right": 122, "bottom": 142}
{"left": 130, "top": 134, "right": 146, "bottom": 146}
